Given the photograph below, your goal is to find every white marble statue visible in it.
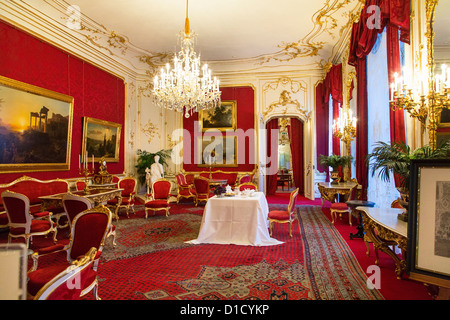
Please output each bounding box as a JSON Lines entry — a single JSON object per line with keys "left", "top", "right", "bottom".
{"left": 150, "top": 155, "right": 164, "bottom": 185}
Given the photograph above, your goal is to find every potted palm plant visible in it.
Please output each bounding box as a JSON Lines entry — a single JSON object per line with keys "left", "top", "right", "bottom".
{"left": 318, "top": 154, "right": 353, "bottom": 184}
{"left": 135, "top": 149, "right": 171, "bottom": 186}
{"left": 367, "top": 140, "right": 450, "bottom": 221}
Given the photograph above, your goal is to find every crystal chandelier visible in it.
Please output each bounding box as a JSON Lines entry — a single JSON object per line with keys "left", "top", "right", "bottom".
{"left": 152, "top": 0, "right": 221, "bottom": 118}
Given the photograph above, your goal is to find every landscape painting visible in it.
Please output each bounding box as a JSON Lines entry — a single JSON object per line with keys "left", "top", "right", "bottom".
{"left": 199, "top": 100, "right": 237, "bottom": 132}
{"left": 198, "top": 135, "right": 238, "bottom": 167}
{"left": 0, "top": 76, "right": 73, "bottom": 173}
{"left": 82, "top": 117, "right": 121, "bottom": 163}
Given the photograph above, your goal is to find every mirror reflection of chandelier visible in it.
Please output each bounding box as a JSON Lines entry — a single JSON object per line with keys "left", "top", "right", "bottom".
{"left": 152, "top": 0, "right": 221, "bottom": 118}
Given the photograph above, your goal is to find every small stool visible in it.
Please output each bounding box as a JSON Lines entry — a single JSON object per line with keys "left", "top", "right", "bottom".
{"left": 346, "top": 200, "right": 375, "bottom": 240}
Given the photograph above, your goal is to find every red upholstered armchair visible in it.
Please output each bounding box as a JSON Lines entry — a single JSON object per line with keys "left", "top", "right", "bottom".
{"left": 268, "top": 188, "right": 299, "bottom": 238}
{"left": 27, "top": 205, "right": 112, "bottom": 300}
{"left": 1, "top": 191, "right": 57, "bottom": 248}
{"left": 107, "top": 176, "right": 137, "bottom": 219}
{"left": 75, "top": 180, "right": 86, "bottom": 192}
{"left": 31, "top": 247, "right": 98, "bottom": 300}
{"left": 145, "top": 179, "right": 172, "bottom": 218}
{"left": 238, "top": 182, "right": 258, "bottom": 191}
{"left": 176, "top": 174, "right": 195, "bottom": 204}
{"left": 192, "top": 177, "right": 213, "bottom": 206}
{"left": 238, "top": 174, "right": 252, "bottom": 184}
{"left": 62, "top": 194, "right": 116, "bottom": 247}
{"left": 330, "top": 182, "right": 360, "bottom": 225}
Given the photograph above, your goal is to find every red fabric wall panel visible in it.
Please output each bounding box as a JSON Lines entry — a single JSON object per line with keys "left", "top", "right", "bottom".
{"left": 183, "top": 86, "right": 255, "bottom": 173}
{"left": 0, "top": 21, "right": 125, "bottom": 183}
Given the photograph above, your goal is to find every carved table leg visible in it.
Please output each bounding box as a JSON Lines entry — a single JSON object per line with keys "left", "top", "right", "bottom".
{"left": 362, "top": 213, "right": 406, "bottom": 279}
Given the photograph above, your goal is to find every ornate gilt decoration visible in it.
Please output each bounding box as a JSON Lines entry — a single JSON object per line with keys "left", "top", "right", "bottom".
{"left": 142, "top": 120, "right": 161, "bottom": 144}
{"left": 361, "top": 212, "right": 407, "bottom": 279}
{"left": 263, "top": 90, "right": 310, "bottom": 120}
{"left": 259, "top": 0, "right": 365, "bottom": 65}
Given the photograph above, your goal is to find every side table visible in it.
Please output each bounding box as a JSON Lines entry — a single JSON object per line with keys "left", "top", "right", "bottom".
{"left": 346, "top": 200, "right": 375, "bottom": 240}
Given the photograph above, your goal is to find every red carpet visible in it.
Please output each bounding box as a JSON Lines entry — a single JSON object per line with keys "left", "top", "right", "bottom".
{"left": 0, "top": 195, "right": 432, "bottom": 300}
{"left": 94, "top": 205, "right": 383, "bottom": 300}
{"left": 318, "top": 204, "right": 431, "bottom": 300}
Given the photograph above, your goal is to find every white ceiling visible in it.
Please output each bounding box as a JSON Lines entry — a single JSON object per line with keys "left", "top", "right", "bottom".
{"left": 69, "top": 0, "right": 363, "bottom": 64}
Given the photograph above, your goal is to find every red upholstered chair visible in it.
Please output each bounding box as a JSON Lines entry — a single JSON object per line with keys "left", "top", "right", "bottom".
{"left": 0, "top": 212, "right": 8, "bottom": 229}
{"left": 238, "top": 182, "right": 258, "bottom": 191}
{"left": 239, "top": 174, "right": 252, "bottom": 184}
{"left": 62, "top": 194, "right": 116, "bottom": 247}
{"left": 75, "top": 180, "right": 86, "bottom": 192}
{"left": 268, "top": 188, "right": 299, "bottom": 238}
{"left": 1, "top": 191, "right": 57, "bottom": 248}
{"left": 27, "top": 205, "right": 112, "bottom": 300}
{"left": 192, "top": 177, "right": 213, "bottom": 206}
{"left": 62, "top": 193, "right": 93, "bottom": 228}
{"left": 107, "top": 176, "right": 137, "bottom": 219}
{"left": 31, "top": 247, "right": 97, "bottom": 300}
{"left": 111, "top": 175, "right": 120, "bottom": 188}
{"left": 176, "top": 174, "right": 195, "bottom": 204}
{"left": 145, "top": 179, "right": 172, "bottom": 218}
{"left": 330, "top": 182, "right": 360, "bottom": 225}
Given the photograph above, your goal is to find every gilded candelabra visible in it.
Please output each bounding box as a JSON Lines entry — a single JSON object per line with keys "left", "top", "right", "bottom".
{"left": 333, "top": 109, "right": 357, "bottom": 181}
{"left": 78, "top": 167, "right": 93, "bottom": 194}
{"left": 333, "top": 109, "right": 357, "bottom": 151}
{"left": 390, "top": 67, "right": 450, "bottom": 149}
{"left": 79, "top": 152, "right": 94, "bottom": 195}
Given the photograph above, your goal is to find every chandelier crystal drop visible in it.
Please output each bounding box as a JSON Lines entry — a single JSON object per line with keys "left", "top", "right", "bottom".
{"left": 152, "top": 0, "right": 221, "bottom": 118}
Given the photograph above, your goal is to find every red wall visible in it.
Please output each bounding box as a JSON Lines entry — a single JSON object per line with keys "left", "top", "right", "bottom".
{"left": 183, "top": 86, "right": 256, "bottom": 173}
{"left": 0, "top": 20, "right": 125, "bottom": 184}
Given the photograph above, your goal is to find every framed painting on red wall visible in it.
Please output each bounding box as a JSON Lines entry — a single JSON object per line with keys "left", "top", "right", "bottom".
{"left": 198, "top": 135, "right": 238, "bottom": 167}
{"left": 199, "top": 100, "right": 237, "bottom": 132}
{"left": 81, "top": 117, "right": 122, "bottom": 164}
{"left": 0, "top": 75, "right": 74, "bottom": 173}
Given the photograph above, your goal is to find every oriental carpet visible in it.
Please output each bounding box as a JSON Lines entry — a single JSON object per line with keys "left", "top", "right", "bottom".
{"left": 95, "top": 205, "right": 383, "bottom": 300}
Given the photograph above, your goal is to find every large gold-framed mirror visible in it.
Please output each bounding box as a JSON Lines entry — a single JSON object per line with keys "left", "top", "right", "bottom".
{"left": 427, "top": 0, "right": 450, "bottom": 148}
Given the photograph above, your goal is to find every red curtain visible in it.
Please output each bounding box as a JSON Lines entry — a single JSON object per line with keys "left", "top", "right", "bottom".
{"left": 346, "top": 0, "right": 410, "bottom": 199}
{"left": 321, "top": 64, "right": 343, "bottom": 156}
{"left": 315, "top": 83, "right": 329, "bottom": 176}
{"left": 266, "top": 118, "right": 279, "bottom": 195}
{"left": 348, "top": 2, "right": 381, "bottom": 200}
{"left": 289, "top": 118, "right": 304, "bottom": 195}
{"left": 387, "top": 25, "right": 406, "bottom": 145}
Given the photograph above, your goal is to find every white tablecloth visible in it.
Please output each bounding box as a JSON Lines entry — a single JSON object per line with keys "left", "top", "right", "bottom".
{"left": 187, "top": 192, "right": 283, "bottom": 246}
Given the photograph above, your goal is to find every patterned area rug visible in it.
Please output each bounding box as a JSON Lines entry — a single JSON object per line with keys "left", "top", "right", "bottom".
{"left": 95, "top": 205, "right": 383, "bottom": 300}
{"left": 101, "top": 212, "right": 203, "bottom": 262}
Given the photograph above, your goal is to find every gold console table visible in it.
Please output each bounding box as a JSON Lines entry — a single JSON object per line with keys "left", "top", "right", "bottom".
{"left": 318, "top": 181, "right": 357, "bottom": 206}
{"left": 357, "top": 206, "right": 408, "bottom": 279}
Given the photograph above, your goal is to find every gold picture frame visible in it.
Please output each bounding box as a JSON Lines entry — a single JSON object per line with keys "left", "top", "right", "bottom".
{"left": 82, "top": 117, "right": 122, "bottom": 163}
{"left": 0, "top": 75, "right": 74, "bottom": 173}
{"left": 199, "top": 100, "right": 237, "bottom": 132}
{"left": 197, "top": 135, "right": 238, "bottom": 167}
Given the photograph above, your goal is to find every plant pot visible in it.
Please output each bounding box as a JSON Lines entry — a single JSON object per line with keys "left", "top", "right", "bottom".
{"left": 330, "top": 171, "right": 340, "bottom": 184}
{"left": 397, "top": 188, "right": 409, "bottom": 222}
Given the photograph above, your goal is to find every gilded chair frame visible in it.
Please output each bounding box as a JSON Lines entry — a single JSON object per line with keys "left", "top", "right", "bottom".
{"left": 32, "top": 247, "right": 97, "bottom": 300}
{"left": 268, "top": 188, "right": 299, "bottom": 238}
{"left": 145, "top": 178, "right": 172, "bottom": 218}
{"left": 238, "top": 182, "right": 258, "bottom": 191}
{"left": 193, "top": 176, "right": 211, "bottom": 206}
{"left": 62, "top": 193, "right": 116, "bottom": 247}
{"left": 116, "top": 176, "right": 137, "bottom": 218}
{"left": 175, "top": 174, "right": 195, "bottom": 204}
{"left": 330, "top": 180, "right": 360, "bottom": 225}
{"left": 1, "top": 190, "right": 57, "bottom": 248}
